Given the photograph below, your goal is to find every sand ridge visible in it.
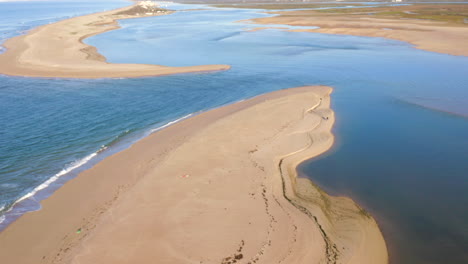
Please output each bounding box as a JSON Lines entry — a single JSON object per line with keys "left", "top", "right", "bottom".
{"left": 0, "top": 86, "right": 387, "bottom": 264}
{"left": 0, "top": 2, "right": 230, "bottom": 78}
{"left": 247, "top": 9, "right": 468, "bottom": 57}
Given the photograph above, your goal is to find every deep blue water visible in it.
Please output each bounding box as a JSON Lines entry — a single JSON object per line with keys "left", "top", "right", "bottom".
{"left": 0, "top": 1, "right": 467, "bottom": 263}
{"left": 299, "top": 96, "right": 468, "bottom": 263}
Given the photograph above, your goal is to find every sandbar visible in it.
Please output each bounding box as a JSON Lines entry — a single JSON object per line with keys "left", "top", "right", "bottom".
{"left": 247, "top": 4, "right": 468, "bottom": 56}
{"left": 0, "top": 2, "right": 230, "bottom": 78}
{"left": 0, "top": 86, "right": 387, "bottom": 264}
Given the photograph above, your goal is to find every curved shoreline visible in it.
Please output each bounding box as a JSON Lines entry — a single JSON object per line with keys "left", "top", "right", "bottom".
{"left": 0, "top": 3, "right": 230, "bottom": 79}
{"left": 0, "top": 86, "right": 387, "bottom": 264}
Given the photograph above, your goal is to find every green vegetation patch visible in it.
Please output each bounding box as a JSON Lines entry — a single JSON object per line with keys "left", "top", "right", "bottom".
{"left": 213, "top": 3, "right": 362, "bottom": 10}
{"left": 316, "top": 4, "right": 468, "bottom": 25}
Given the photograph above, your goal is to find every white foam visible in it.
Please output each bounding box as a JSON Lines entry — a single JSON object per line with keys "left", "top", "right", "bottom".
{"left": 15, "top": 151, "right": 99, "bottom": 204}
{"left": 6, "top": 113, "right": 196, "bottom": 221}
{"left": 97, "top": 145, "right": 108, "bottom": 153}
{"left": 150, "top": 113, "right": 194, "bottom": 133}
{"left": 0, "top": 204, "right": 5, "bottom": 224}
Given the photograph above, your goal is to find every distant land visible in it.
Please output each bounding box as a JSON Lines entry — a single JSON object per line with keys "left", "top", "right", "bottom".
{"left": 174, "top": 0, "right": 468, "bottom": 4}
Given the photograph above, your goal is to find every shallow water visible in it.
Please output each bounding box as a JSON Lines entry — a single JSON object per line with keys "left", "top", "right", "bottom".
{"left": 0, "top": 1, "right": 467, "bottom": 263}
{"left": 0, "top": 0, "right": 128, "bottom": 52}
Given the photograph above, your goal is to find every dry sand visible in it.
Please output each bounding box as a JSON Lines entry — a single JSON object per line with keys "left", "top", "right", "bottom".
{"left": 248, "top": 10, "right": 468, "bottom": 56}
{"left": 0, "top": 3, "right": 230, "bottom": 78}
{"left": 0, "top": 86, "right": 387, "bottom": 264}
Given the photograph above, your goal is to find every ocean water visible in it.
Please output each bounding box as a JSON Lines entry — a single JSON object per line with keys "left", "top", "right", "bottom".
{"left": 0, "top": 1, "right": 467, "bottom": 263}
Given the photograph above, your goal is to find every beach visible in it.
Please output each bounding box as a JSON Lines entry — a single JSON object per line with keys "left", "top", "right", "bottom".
{"left": 0, "top": 86, "right": 387, "bottom": 264}
{"left": 0, "top": 2, "right": 230, "bottom": 78}
{"left": 247, "top": 4, "right": 468, "bottom": 57}
{"left": 1, "top": 1, "right": 468, "bottom": 263}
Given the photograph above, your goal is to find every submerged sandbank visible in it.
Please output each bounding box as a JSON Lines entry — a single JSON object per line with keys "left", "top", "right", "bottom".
{"left": 0, "top": 86, "right": 387, "bottom": 264}
{"left": 247, "top": 7, "right": 468, "bottom": 57}
{"left": 0, "top": 2, "right": 230, "bottom": 78}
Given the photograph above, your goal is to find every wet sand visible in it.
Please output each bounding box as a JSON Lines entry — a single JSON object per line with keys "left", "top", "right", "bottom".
{"left": 248, "top": 7, "right": 468, "bottom": 56}
{"left": 0, "top": 86, "right": 387, "bottom": 264}
{"left": 0, "top": 3, "right": 230, "bottom": 78}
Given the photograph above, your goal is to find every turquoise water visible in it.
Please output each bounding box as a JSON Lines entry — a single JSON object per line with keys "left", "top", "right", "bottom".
{"left": 0, "top": 1, "right": 467, "bottom": 263}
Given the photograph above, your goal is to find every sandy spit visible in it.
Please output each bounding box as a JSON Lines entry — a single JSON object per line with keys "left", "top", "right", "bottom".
{"left": 0, "top": 86, "right": 387, "bottom": 264}
{"left": 0, "top": 4, "right": 230, "bottom": 78}
{"left": 247, "top": 11, "right": 468, "bottom": 57}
